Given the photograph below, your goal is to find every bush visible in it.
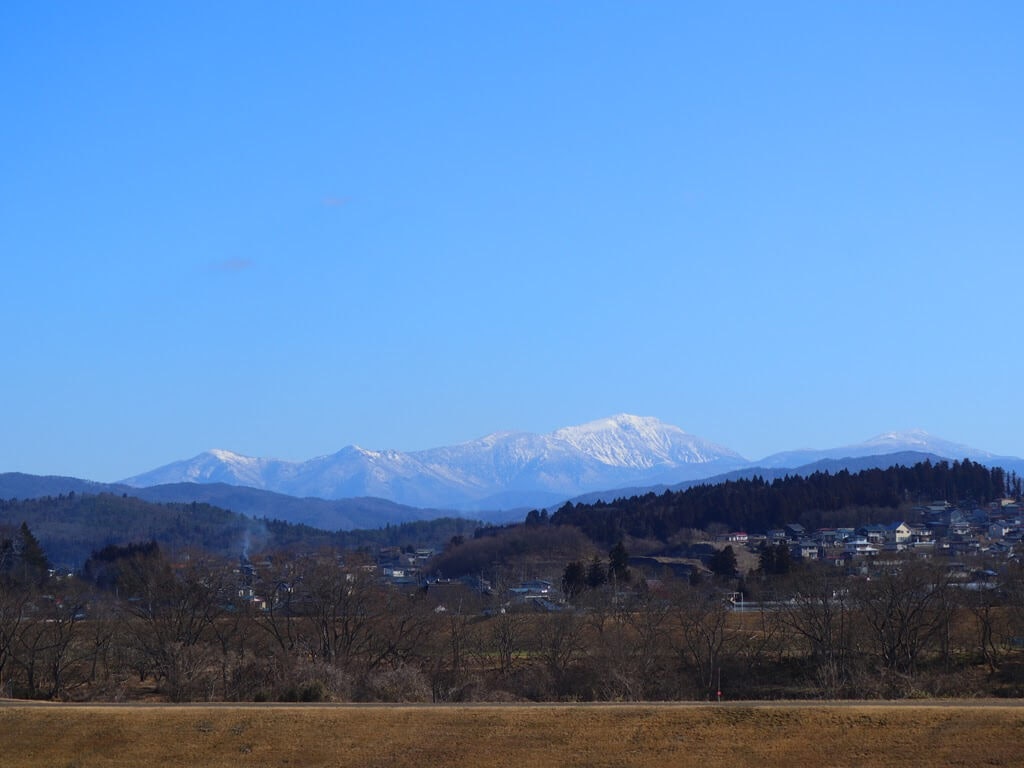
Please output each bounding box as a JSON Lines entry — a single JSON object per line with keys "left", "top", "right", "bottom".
{"left": 358, "top": 664, "right": 431, "bottom": 702}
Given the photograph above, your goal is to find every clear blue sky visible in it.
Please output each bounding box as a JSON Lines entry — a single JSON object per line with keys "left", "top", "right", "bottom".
{"left": 3, "top": 2, "right": 1023, "bottom": 482}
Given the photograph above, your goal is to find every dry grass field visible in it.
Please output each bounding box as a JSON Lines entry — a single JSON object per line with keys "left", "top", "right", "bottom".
{"left": 3, "top": 701, "right": 1024, "bottom": 768}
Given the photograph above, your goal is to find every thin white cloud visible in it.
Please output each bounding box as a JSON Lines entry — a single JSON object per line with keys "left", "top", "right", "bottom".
{"left": 211, "top": 258, "right": 255, "bottom": 272}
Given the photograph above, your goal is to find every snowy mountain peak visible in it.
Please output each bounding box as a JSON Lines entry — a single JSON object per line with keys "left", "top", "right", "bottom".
{"left": 561, "top": 413, "right": 668, "bottom": 434}
{"left": 553, "top": 414, "right": 745, "bottom": 468}
{"left": 120, "top": 448, "right": 285, "bottom": 489}
{"left": 208, "top": 448, "right": 255, "bottom": 464}
{"left": 121, "top": 414, "right": 749, "bottom": 507}
{"left": 757, "top": 428, "right": 1000, "bottom": 469}
{"left": 121, "top": 416, "right": 1013, "bottom": 512}
{"left": 859, "top": 430, "right": 995, "bottom": 460}
{"left": 863, "top": 429, "right": 933, "bottom": 446}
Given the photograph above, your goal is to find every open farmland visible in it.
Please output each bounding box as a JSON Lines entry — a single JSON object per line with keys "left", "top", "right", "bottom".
{"left": 3, "top": 702, "right": 1024, "bottom": 768}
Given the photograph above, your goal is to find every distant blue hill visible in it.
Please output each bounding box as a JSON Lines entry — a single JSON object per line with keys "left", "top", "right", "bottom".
{"left": 0, "top": 473, "right": 495, "bottom": 530}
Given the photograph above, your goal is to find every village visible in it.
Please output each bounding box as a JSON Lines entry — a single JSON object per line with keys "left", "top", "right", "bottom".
{"left": 225, "top": 497, "right": 1024, "bottom": 618}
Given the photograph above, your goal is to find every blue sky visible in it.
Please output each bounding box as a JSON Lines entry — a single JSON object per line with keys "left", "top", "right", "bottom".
{"left": 3, "top": 3, "right": 1023, "bottom": 481}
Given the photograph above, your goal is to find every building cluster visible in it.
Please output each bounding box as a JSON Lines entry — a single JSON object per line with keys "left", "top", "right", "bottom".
{"left": 231, "top": 543, "right": 561, "bottom": 615}
{"left": 376, "top": 546, "right": 437, "bottom": 584}
{"left": 228, "top": 498, "right": 1024, "bottom": 616}
{"left": 724, "top": 499, "right": 1024, "bottom": 565}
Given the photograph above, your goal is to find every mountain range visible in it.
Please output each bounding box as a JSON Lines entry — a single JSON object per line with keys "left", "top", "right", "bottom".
{"left": 119, "top": 415, "right": 1024, "bottom": 513}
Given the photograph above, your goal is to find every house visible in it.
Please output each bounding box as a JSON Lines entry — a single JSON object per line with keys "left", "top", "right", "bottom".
{"left": 519, "top": 579, "right": 553, "bottom": 595}
{"left": 236, "top": 586, "right": 268, "bottom": 611}
{"left": 843, "top": 538, "right": 879, "bottom": 558}
{"left": 766, "top": 529, "right": 788, "bottom": 544}
{"left": 509, "top": 579, "right": 554, "bottom": 604}
{"left": 859, "top": 524, "right": 887, "bottom": 545}
{"left": 884, "top": 522, "right": 912, "bottom": 544}
{"left": 784, "top": 523, "right": 806, "bottom": 540}
{"left": 791, "top": 540, "right": 819, "bottom": 561}
{"left": 814, "top": 529, "right": 840, "bottom": 547}
{"left": 628, "top": 556, "right": 696, "bottom": 580}
{"left": 908, "top": 524, "right": 932, "bottom": 543}
{"left": 716, "top": 531, "right": 749, "bottom": 544}
{"left": 948, "top": 519, "right": 973, "bottom": 538}
{"left": 989, "top": 523, "right": 1012, "bottom": 539}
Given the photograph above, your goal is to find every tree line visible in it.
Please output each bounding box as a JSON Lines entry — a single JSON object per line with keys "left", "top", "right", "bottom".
{"left": 550, "top": 459, "right": 1013, "bottom": 545}
{"left": 4, "top": 523, "right": 1024, "bottom": 702}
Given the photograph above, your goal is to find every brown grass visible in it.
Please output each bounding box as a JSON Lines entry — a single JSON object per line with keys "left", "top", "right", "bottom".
{"left": 3, "top": 701, "right": 1024, "bottom": 768}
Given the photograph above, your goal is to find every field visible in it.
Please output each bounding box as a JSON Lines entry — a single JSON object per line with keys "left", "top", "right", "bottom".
{"left": 4, "top": 701, "right": 1024, "bottom": 768}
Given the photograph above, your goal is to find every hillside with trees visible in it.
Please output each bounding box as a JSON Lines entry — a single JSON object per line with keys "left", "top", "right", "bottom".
{"left": 551, "top": 459, "right": 1014, "bottom": 545}
{"left": 0, "top": 493, "right": 480, "bottom": 569}
{"left": 0, "top": 473, "right": 483, "bottom": 531}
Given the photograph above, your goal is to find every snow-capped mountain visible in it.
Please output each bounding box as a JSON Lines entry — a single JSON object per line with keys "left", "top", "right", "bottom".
{"left": 121, "top": 418, "right": 1020, "bottom": 512}
{"left": 553, "top": 414, "right": 743, "bottom": 468}
{"left": 121, "top": 414, "right": 749, "bottom": 510}
{"left": 124, "top": 449, "right": 297, "bottom": 489}
{"left": 757, "top": 429, "right": 1001, "bottom": 469}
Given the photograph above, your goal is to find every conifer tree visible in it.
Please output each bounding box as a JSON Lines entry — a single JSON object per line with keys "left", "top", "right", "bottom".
{"left": 16, "top": 521, "right": 50, "bottom": 583}
{"left": 608, "top": 540, "right": 631, "bottom": 583}
{"left": 586, "top": 555, "right": 608, "bottom": 589}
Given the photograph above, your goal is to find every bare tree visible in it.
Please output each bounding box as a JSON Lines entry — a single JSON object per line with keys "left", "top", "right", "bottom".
{"left": 619, "top": 587, "right": 672, "bottom": 699}
{"left": 490, "top": 606, "right": 526, "bottom": 678}
{"left": 584, "top": 592, "right": 639, "bottom": 699}
{"left": 300, "top": 553, "right": 377, "bottom": 669}
{"left": 253, "top": 553, "right": 307, "bottom": 658}
{"left": 116, "top": 552, "right": 227, "bottom": 700}
{"left": 0, "top": 577, "right": 29, "bottom": 696}
{"left": 731, "top": 602, "right": 783, "bottom": 697}
{"left": 536, "top": 611, "right": 586, "bottom": 699}
{"left": 852, "top": 559, "right": 951, "bottom": 682}
{"left": 428, "top": 596, "right": 476, "bottom": 702}
{"left": 667, "top": 582, "right": 731, "bottom": 699}
{"left": 364, "top": 587, "right": 433, "bottom": 672}
{"left": 780, "top": 566, "right": 857, "bottom": 696}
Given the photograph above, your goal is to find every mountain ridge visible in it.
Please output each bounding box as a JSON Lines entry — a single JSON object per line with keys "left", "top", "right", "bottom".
{"left": 118, "top": 415, "right": 1024, "bottom": 512}
{"left": 121, "top": 414, "right": 751, "bottom": 510}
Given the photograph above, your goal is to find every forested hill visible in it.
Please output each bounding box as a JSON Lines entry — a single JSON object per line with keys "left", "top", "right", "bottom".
{"left": 0, "top": 473, "right": 477, "bottom": 530}
{"left": 0, "top": 492, "right": 482, "bottom": 570}
{"left": 550, "top": 459, "right": 1018, "bottom": 545}
{"left": 0, "top": 493, "right": 269, "bottom": 568}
